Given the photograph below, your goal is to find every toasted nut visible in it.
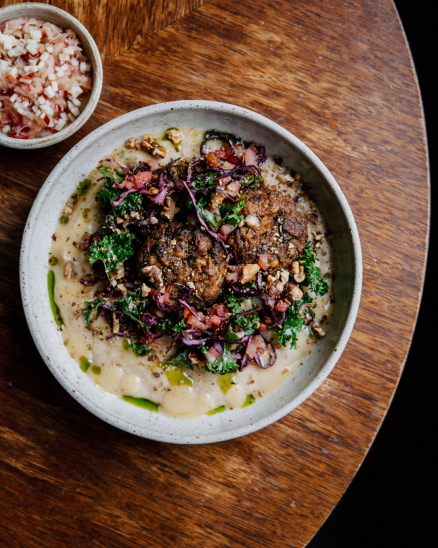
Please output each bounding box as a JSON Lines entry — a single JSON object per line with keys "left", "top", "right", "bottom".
{"left": 149, "top": 187, "right": 159, "bottom": 195}
{"left": 142, "top": 265, "right": 164, "bottom": 288}
{"left": 241, "top": 264, "right": 260, "bottom": 284}
{"left": 141, "top": 283, "right": 151, "bottom": 297}
{"left": 277, "top": 173, "right": 295, "bottom": 184}
{"left": 258, "top": 390, "right": 265, "bottom": 397}
{"left": 63, "top": 205, "right": 73, "bottom": 215}
{"left": 170, "top": 239, "right": 177, "bottom": 246}
{"left": 125, "top": 137, "right": 140, "bottom": 150}
{"left": 116, "top": 217, "right": 124, "bottom": 224}
{"left": 150, "top": 216, "right": 159, "bottom": 225}
{"left": 187, "top": 282, "right": 195, "bottom": 289}
{"left": 64, "top": 261, "right": 74, "bottom": 280}
{"left": 166, "top": 128, "right": 183, "bottom": 145}
{"left": 294, "top": 265, "right": 305, "bottom": 283}
{"left": 117, "top": 284, "right": 127, "bottom": 294}
{"left": 113, "top": 313, "right": 120, "bottom": 333}
{"left": 141, "top": 135, "right": 155, "bottom": 152}
{"left": 289, "top": 284, "right": 303, "bottom": 302}
{"left": 291, "top": 261, "right": 300, "bottom": 275}
{"left": 110, "top": 265, "right": 125, "bottom": 280}
{"left": 280, "top": 270, "right": 289, "bottom": 284}
{"left": 153, "top": 145, "right": 166, "bottom": 158}
{"left": 210, "top": 191, "right": 225, "bottom": 210}
{"left": 315, "top": 233, "right": 324, "bottom": 241}
{"left": 313, "top": 323, "right": 326, "bottom": 337}
{"left": 79, "top": 232, "right": 91, "bottom": 250}
{"left": 267, "top": 274, "right": 276, "bottom": 284}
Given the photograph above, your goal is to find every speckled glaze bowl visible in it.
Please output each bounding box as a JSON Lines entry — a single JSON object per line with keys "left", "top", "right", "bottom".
{"left": 20, "top": 101, "right": 362, "bottom": 443}
{"left": 0, "top": 3, "right": 102, "bottom": 149}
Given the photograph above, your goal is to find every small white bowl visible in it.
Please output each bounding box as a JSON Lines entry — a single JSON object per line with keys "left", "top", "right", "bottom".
{"left": 0, "top": 2, "right": 102, "bottom": 149}
{"left": 20, "top": 101, "right": 362, "bottom": 444}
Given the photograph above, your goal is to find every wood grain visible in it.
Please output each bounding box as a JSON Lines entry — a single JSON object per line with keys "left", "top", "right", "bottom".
{"left": 0, "top": 0, "right": 429, "bottom": 547}
{"left": 1, "top": 0, "right": 207, "bottom": 57}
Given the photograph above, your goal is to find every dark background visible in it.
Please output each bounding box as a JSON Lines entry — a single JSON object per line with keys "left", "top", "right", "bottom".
{"left": 309, "top": 1, "right": 436, "bottom": 546}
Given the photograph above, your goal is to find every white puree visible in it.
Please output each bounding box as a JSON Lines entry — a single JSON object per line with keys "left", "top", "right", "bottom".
{"left": 49, "top": 127, "right": 333, "bottom": 419}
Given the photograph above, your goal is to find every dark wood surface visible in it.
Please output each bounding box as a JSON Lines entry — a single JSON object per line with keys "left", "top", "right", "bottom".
{"left": 0, "top": 1, "right": 429, "bottom": 547}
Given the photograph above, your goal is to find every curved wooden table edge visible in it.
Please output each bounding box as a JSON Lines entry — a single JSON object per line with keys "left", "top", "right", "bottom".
{"left": 305, "top": 10, "right": 430, "bottom": 541}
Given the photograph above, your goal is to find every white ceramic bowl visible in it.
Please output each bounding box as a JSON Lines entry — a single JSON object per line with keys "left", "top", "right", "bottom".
{"left": 20, "top": 101, "right": 362, "bottom": 444}
{"left": 0, "top": 2, "right": 102, "bottom": 149}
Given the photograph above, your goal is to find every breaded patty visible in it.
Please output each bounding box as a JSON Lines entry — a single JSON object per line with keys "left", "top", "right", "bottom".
{"left": 137, "top": 221, "right": 227, "bottom": 306}
{"left": 226, "top": 187, "right": 308, "bottom": 272}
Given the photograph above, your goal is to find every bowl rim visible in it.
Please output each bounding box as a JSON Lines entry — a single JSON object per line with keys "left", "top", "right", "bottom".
{"left": 0, "top": 2, "right": 103, "bottom": 149}
{"left": 20, "top": 100, "right": 363, "bottom": 443}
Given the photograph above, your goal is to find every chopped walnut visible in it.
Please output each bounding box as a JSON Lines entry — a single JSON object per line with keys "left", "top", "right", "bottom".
{"left": 117, "top": 284, "right": 127, "bottom": 294}
{"left": 125, "top": 137, "right": 140, "bottom": 150}
{"left": 149, "top": 187, "right": 159, "bottom": 195}
{"left": 313, "top": 323, "right": 326, "bottom": 337}
{"left": 277, "top": 173, "right": 295, "bottom": 184}
{"left": 284, "top": 282, "right": 303, "bottom": 302}
{"left": 141, "top": 135, "right": 155, "bottom": 152}
{"left": 210, "top": 191, "right": 226, "bottom": 210}
{"left": 110, "top": 265, "right": 125, "bottom": 280}
{"left": 142, "top": 283, "right": 152, "bottom": 297}
{"left": 241, "top": 264, "right": 260, "bottom": 284}
{"left": 79, "top": 232, "right": 91, "bottom": 250}
{"left": 113, "top": 313, "right": 120, "bottom": 333}
{"left": 166, "top": 128, "right": 183, "bottom": 145}
{"left": 153, "top": 145, "right": 167, "bottom": 158}
{"left": 142, "top": 265, "right": 164, "bottom": 288}
{"left": 291, "top": 261, "right": 300, "bottom": 275}
{"left": 294, "top": 265, "right": 305, "bottom": 283}
{"left": 64, "top": 261, "right": 74, "bottom": 280}
{"left": 161, "top": 196, "right": 176, "bottom": 222}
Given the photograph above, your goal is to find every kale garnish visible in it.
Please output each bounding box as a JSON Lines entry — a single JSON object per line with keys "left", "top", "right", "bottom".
{"left": 82, "top": 298, "right": 105, "bottom": 326}
{"left": 297, "top": 241, "right": 329, "bottom": 295}
{"left": 172, "top": 318, "right": 188, "bottom": 333}
{"left": 274, "top": 293, "right": 313, "bottom": 348}
{"left": 122, "top": 339, "right": 151, "bottom": 356}
{"left": 113, "top": 288, "right": 149, "bottom": 326}
{"left": 89, "top": 233, "right": 136, "bottom": 277}
{"left": 240, "top": 174, "right": 264, "bottom": 189}
{"left": 220, "top": 198, "right": 245, "bottom": 227}
{"left": 191, "top": 171, "right": 217, "bottom": 189}
{"left": 203, "top": 343, "right": 238, "bottom": 374}
{"left": 197, "top": 196, "right": 220, "bottom": 229}
{"left": 95, "top": 165, "right": 143, "bottom": 215}
{"left": 166, "top": 347, "right": 194, "bottom": 369}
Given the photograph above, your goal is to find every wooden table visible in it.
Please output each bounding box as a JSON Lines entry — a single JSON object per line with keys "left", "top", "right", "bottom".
{"left": 0, "top": 1, "right": 429, "bottom": 546}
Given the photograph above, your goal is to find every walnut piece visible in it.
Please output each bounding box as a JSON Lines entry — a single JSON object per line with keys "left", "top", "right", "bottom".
{"left": 64, "top": 261, "right": 74, "bottom": 280}
{"left": 79, "top": 232, "right": 91, "bottom": 250}
{"left": 166, "top": 129, "right": 183, "bottom": 145}
{"left": 142, "top": 283, "right": 151, "bottom": 297}
{"left": 240, "top": 264, "right": 260, "bottom": 284}
{"left": 142, "top": 265, "right": 164, "bottom": 288}
{"left": 313, "top": 323, "right": 326, "bottom": 337}
{"left": 125, "top": 137, "right": 140, "bottom": 150}
{"left": 294, "top": 264, "right": 305, "bottom": 283}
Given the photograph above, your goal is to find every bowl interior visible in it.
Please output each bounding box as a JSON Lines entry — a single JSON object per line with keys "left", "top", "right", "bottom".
{"left": 0, "top": 3, "right": 102, "bottom": 149}
{"left": 20, "top": 101, "right": 362, "bottom": 443}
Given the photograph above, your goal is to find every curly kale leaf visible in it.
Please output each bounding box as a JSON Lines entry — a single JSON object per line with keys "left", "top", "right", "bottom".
{"left": 203, "top": 343, "right": 238, "bottom": 375}
{"left": 274, "top": 293, "right": 312, "bottom": 348}
{"left": 172, "top": 318, "right": 188, "bottom": 333}
{"left": 122, "top": 339, "right": 151, "bottom": 356}
{"left": 297, "top": 241, "right": 329, "bottom": 295}
{"left": 220, "top": 198, "right": 245, "bottom": 227}
{"left": 113, "top": 288, "right": 149, "bottom": 326}
{"left": 191, "top": 171, "right": 217, "bottom": 189}
{"left": 166, "top": 347, "right": 194, "bottom": 370}
{"left": 89, "top": 232, "right": 136, "bottom": 277}
{"left": 96, "top": 165, "right": 143, "bottom": 215}
{"left": 197, "top": 196, "right": 220, "bottom": 229}
{"left": 240, "top": 174, "right": 264, "bottom": 189}
{"left": 82, "top": 299, "right": 105, "bottom": 326}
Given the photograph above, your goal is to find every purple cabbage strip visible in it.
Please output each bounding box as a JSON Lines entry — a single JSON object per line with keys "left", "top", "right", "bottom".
{"left": 181, "top": 337, "right": 209, "bottom": 346}
{"left": 229, "top": 284, "right": 261, "bottom": 297}
{"left": 113, "top": 187, "right": 138, "bottom": 207}
{"left": 213, "top": 341, "right": 223, "bottom": 355}
{"left": 256, "top": 145, "right": 267, "bottom": 168}
{"left": 178, "top": 299, "right": 205, "bottom": 322}
{"left": 147, "top": 170, "right": 167, "bottom": 204}
{"left": 181, "top": 181, "right": 220, "bottom": 241}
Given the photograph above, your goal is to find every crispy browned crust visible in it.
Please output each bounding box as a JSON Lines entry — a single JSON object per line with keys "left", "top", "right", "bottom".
{"left": 137, "top": 221, "right": 227, "bottom": 306}
{"left": 226, "top": 187, "right": 308, "bottom": 272}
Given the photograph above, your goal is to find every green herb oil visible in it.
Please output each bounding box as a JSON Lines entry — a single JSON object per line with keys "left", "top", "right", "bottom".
{"left": 47, "top": 270, "right": 62, "bottom": 327}
{"left": 206, "top": 405, "right": 226, "bottom": 415}
{"left": 122, "top": 395, "right": 160, "bottom": 412}
{"left": 48, "top": 256, "right": 58, "bottom": 266}
{"left": 242, "top": 394, "right": 256, "bottom": 408}
{"left": 79, "top": 356, "right": 91, "bottom": 372}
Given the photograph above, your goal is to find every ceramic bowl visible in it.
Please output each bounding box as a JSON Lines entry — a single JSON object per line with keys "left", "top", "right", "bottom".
{"left": 0, "top": 2, "right": 102, "bottom": 149}
{"left": 20, "top": 100, "right": 362, "bottom": 443}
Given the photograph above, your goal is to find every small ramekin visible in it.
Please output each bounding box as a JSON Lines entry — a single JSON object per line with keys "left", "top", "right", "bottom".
{"left": 0, "top": 2, "right": 102, "bottom": 149}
